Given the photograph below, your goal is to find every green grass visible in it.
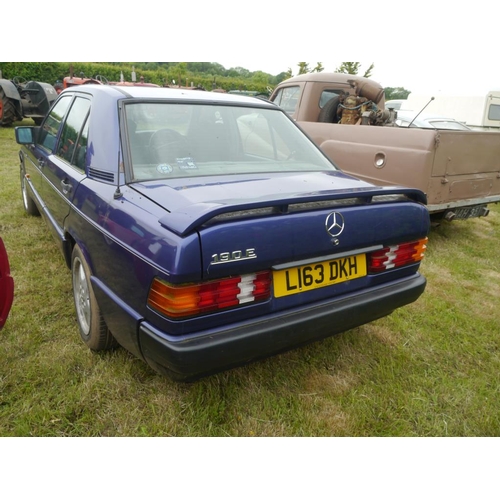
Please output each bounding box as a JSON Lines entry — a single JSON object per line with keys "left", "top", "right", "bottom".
{"left": 1, "top": 120, "right": 499, "bottom": 436}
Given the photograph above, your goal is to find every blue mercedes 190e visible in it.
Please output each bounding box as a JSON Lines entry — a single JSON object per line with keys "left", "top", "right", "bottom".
{"left": 15, "top": 84, "right": 429, "bottom": 380}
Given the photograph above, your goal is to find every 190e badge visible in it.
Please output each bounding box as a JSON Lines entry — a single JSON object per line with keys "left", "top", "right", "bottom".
{"left": 210, "top": 248, "right": 257, "bottom": 265}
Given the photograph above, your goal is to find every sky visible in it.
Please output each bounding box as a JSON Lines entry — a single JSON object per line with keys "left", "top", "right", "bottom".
{"left": 4, "top": 1, "right": 498, "bottom": 96}
{"left": 217, "top": 60, "right": 499, "bottom": 95}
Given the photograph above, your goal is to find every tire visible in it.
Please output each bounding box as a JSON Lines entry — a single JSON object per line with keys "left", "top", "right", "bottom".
{"left": 71, "top": 244, "right": 118, "bottom": 351}
{"left": 0, "top": 87, "right": 18, "bottom": 127}
{"left": 318, "top": 96, "right": 341, "bottom": 123}
{"left": 20, "top": 165, "right": 40, "bottom": 216}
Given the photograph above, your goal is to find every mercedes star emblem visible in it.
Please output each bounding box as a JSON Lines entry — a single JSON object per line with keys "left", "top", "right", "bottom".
{"left": 325, "top": 212, "right": 345, "bottom": 238}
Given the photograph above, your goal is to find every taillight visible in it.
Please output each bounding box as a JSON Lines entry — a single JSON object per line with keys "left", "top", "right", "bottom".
{"left": 147, "top": 271, "right": 272, "bottom": 319}
{"left": 368, "top": 237, "right": 428, "bottom": 273}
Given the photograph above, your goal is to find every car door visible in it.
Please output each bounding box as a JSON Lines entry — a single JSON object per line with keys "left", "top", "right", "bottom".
{"left": 37, "top": 94, "right": 91, "bottom": 242}
{"left": 21, "top": 94, "right": 73, "bottom": 205}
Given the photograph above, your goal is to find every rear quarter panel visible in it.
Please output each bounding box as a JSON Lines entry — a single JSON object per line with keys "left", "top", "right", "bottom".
{"left": 66, "top": 179, "right": 201, "bottom": 355}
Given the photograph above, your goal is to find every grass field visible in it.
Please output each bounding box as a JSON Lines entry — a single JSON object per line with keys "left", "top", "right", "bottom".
{"left": 1, "top": 121, "right": 499, "bottom": 437}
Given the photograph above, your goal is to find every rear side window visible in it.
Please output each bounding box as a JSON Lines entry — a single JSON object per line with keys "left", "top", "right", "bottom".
{"left": 488, "top": 104, "right": 500, "bottom": 121}
{"left": 56, "top": 96, "right": 91, "bottom": 170}
{"left": 74, "top": 120, "right": 89, "bottom": 171}
{"left": 38, "top": 95, "right": 73, "bottom": 152}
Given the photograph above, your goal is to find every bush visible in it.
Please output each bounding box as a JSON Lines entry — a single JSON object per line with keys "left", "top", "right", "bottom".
{"left": 0, "top": 62, "right": 275, "bottom": 94}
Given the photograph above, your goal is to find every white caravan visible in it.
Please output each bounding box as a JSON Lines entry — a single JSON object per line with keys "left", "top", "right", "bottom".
{"left": 401, "top": 91, "right": 500, "bottom": 130}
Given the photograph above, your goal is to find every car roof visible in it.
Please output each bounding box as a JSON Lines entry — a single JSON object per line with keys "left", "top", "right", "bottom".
{"left": 396, "top": 110, "right": 471, "bottom": 129}
{"left": 397, "top": 110, "right": 459, "bottom": 120}
{"left": 61, "top": 84, "right": 276, "bottom": 107}
{"left": 279, "top": 72, "right": 375, "bottom": 86}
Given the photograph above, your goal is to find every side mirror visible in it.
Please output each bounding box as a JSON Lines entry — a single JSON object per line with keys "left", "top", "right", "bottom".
{"left": 15, "top": 126, "right": 36, "bottom": 145}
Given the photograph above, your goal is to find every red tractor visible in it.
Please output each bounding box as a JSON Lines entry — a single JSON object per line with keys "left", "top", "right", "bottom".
{"left": 61, "top": 72, "right": 106, "bottom": 89}
{"left": 61, "top": 69, "right": 160, "bottom": 90}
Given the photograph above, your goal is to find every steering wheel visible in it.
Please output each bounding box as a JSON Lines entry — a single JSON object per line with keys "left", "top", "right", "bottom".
{"left": 149, "top": 129, "right": 190, "bottom": 164}
{"left": 12, "top": 76, "right": 27, "bottom": 86}
{"left": 94, "top": 75, "right": 109, "bottom": 85}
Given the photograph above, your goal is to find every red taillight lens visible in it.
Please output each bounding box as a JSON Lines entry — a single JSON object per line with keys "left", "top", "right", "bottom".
{"left": 148, "top": 271, "right": 272, "bottom": 319}
{"left": 368, "top": 237, "right": 428, "bottom": 273}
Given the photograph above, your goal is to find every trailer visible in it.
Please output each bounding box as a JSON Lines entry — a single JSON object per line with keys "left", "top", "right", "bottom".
{"left": 401, "top": 91, "right": 500, "bottom": 130}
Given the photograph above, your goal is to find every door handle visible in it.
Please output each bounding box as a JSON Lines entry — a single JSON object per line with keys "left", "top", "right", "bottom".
{"left": 61, "top": 179, "right": 72, "bottom": 195}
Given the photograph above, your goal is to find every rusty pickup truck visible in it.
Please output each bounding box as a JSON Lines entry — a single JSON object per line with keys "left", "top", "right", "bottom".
{"left": 270, "top": 73, "right": 500, "bottom": 221}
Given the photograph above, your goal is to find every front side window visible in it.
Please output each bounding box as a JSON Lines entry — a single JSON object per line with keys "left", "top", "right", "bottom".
{"left": 38, "top": 95, "right": 73, "bottom": 152}
{"left": 124, "top": 102, "right": 336, "bottom": 182}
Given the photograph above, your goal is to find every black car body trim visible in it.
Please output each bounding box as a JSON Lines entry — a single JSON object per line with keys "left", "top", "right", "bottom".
{"left": 139, "top": 273, "right": 426, "bottom": 380}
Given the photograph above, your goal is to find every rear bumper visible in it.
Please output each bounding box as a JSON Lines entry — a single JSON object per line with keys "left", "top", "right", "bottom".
{"left": 139, "top": 274, "right": 426, "bottom": 380}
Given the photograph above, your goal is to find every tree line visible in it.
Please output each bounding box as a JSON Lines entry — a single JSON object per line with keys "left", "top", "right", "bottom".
{"left": 0, "top": 62, "right": 410, "bottom": 100}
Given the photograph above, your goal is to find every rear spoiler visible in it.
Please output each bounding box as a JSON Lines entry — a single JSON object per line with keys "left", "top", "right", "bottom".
{"left": 159, "top": 186, "right": 427, "bottom": 236}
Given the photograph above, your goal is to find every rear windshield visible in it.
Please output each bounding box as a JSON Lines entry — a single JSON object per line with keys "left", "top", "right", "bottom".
{"left": 124, "top": 102, "right": 337, "bottom": 181}
{"left": 427, "top": 120, "right": 470, "bottom": 130}
{"left": 271, "top": 86, "right": 301, "bottom": 114}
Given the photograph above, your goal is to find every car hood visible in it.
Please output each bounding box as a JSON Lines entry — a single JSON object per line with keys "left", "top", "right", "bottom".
{"left": 130, "top": 170, "right": 426, "bottom": 236}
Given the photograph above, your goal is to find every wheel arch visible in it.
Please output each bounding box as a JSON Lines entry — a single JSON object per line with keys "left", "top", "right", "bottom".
{"left": 62, "top": 232, "right": 76, "bottom": 269}
{"left": 0, "top": 80, "right": 22, "bottom": 125}
{"left": 0, "top": 79, "right": 22, "bottom": 101}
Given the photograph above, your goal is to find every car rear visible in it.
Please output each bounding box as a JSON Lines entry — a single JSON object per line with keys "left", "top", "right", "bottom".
{"left": 50, "top": 89, "right": 429, "bottom": 380}
{"left": 132, "top": 174, "right": 429, "bottom": 380}
{"left": 112, "top": 93, "right": 431, "bottom": 379}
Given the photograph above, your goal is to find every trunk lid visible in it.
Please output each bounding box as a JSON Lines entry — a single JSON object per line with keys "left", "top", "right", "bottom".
{"left": 131, "top": 171, "right": 428, "bottom": 280}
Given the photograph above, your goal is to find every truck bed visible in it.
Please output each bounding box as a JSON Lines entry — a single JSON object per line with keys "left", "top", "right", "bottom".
{"left": 298, "top": 121, "right": 500, "bottom": 217}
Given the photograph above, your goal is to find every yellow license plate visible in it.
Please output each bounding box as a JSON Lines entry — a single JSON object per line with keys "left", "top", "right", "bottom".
{"left": 273, "top": 254, "right": 367, "bottom": 298}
